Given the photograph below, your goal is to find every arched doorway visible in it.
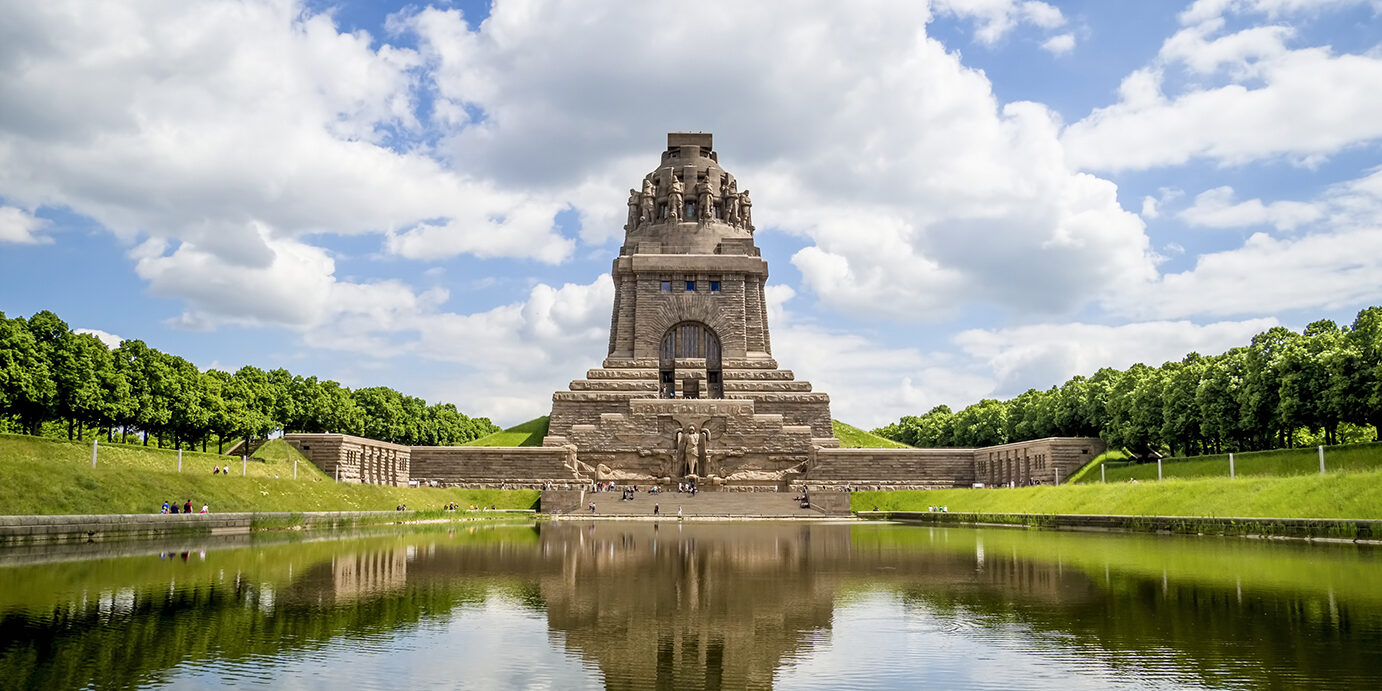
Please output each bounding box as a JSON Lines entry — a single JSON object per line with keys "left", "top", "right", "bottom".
{"left": 659, "top": 322, "right": 722, "bottom": 399}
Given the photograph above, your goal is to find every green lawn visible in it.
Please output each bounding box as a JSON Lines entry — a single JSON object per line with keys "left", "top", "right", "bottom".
{"left": 852, "top": 469, "right": 1382, "bottom": 519}
{"left": 463, "top": 416, "right": 549, "bottom": 447}
{"left": 833, "top": 420, "right": 912, "bottom": 448}
{"left": 0, "top": 432, "right": 538, "bottom": 515}
{"left": 1074, "top": 441, "right": 1382, "bottom": 484}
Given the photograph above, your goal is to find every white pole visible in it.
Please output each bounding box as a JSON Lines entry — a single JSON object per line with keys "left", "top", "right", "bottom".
{"left": 1157, "top": 457, "right": 1163, "bottom": 482}
{"left": 242, "top": 455, "right": 247, "bottom": 476}
{"left": 1319, "top": 445, "right": 1326, "bottom": 475}
{"left": 1055, "top": 467, "right": 1061, "bottom": 485}
{"left": 1101, "top": 465, "right": 1106, "bottom": 484}
{"left": 294, "top": 459, "right": 298, "bottom": 479}
{"left": 91, "top": 439, "right": 98, "bottom": 468}
{"left": 1229, "top": 452, "right": 1235, "bottom": 479}
{"left": 178, "top": 449, "right": 183, "bottom": 473}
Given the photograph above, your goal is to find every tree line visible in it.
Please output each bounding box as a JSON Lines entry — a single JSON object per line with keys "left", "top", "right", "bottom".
{"left": 0, "top": 310, "right": 500, "bottom": 451}
{"left": 874, "top": 307, "right": 1382, "bottom": 457}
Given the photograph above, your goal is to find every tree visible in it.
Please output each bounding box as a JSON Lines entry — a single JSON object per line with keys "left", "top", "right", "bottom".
{"left": 1161, "top": 353, "right": 1206, "bottom": 457}
{"left": 0, "top": 313, "right": 56, "bottom": 435}
{"left": 951, "top": 399, "right": 1008, "bottom": 448}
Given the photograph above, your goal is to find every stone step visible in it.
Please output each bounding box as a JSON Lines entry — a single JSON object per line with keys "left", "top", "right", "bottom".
{"left": 556, "top": 488, "right": 831, "bottom": 517}
{"left": 568, "top": 380, "right": 659, "bottom": 391}
{"left": 722, "top": 381, "right": 812, "bottom": 392}
{"left": 721, "top": 358, "right": 781, "bottom": 369}
{"left": 586, "top": 368, "right": 658, "bottom": 379}
{"left": 722, "top": 369, "right": 796, "bottom": 381}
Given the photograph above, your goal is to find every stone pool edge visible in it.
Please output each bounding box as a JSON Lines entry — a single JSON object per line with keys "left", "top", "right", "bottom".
{"left": 859, "top": 511, "right": 1382, "bottom": 542}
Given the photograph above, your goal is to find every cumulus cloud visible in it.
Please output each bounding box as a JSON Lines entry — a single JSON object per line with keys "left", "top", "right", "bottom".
{"left": 1041, "top": 33, "right": 1076, "bottom": 55}
{"left": 0, "top": 0, "right": 574, "bottom": 279}
{"left": 933, "top": 0, "right": 1067, "bottom": 44}
{"left": 73, "top": 328, "right": 124, "bottom": 348}
{"left": 0, "top": 206, "right": 52, "bottom": 244}
{"left": 1063, "top": 7, "right": 1382, "bottom": 171}
{"left": 955, "top": 318, "right": 1279, "bottom": 395}
{"left": 1179, "top": 186, "right": 1323, "bottom": 230}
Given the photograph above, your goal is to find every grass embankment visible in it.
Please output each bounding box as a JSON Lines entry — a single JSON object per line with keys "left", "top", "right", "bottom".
{"left": 832, "top": 420, "right": 912, "bottom": 448}
{"left": 1075, "top": 441, "right": 1382, "bottom": 483}
{"left": 463, "top": 416, "right": 549, "bottom": 447}
{"left": 0, "top": 433, "right": 538, "bottom": 515}
{"left": 853, "top": 469, "right": 1382, "bottom": 519}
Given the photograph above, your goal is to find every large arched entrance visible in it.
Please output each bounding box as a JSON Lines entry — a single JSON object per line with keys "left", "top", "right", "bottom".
{"left": 659, "top": 322, "right": 722, "bottom": 399}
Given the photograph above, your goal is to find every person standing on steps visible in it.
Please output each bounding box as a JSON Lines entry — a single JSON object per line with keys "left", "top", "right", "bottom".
{"left": 654, "top": 504, "right": 660, "bottom": 516}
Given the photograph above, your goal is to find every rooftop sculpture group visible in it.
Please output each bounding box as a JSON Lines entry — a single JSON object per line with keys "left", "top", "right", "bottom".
{"left": 626, "top": 173, "right": 753, "bottom": 231}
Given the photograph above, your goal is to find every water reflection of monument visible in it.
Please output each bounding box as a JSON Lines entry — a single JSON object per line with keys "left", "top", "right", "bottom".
{"left": 331, "top": 549, "right": 409, "bottom": 602}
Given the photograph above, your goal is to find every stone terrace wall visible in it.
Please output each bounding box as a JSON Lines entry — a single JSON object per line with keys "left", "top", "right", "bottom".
{"left": 973, "top": 437, "right": 1106, "bottom": 486}
{"left": 409, "top": 446, "right": 584, "bottom": 489}
{"left": 805, "top": 448, "right": 976, "bottom": 490}
{"left": 284, "top": 433, "right": 410, "bottom": 486}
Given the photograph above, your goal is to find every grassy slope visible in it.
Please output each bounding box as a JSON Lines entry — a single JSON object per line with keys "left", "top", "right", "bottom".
{"left": 463, "top": 416, "right": 549, "bottom": 447}
{"left": 1074, "top": 441, "right": 1382, "bottom": 483}
{"left": 853, "top": 469, "right": 1382, "bottom": 519}
{"left": 832, "top": 420, "right": 912, "bottom": 448}
{"left": 0, "top": 433, "right": 537, "bottom": 515}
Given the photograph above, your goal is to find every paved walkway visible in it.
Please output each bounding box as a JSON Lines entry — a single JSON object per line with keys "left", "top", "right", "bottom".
{"left": 576, "top": 490, "right": 823, "bottom": 518}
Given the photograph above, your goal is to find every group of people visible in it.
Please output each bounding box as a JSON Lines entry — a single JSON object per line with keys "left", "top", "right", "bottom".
{"left": 160, "top": 500, "right": 207, "bottom": 514}
{"left": 677, "top": 481, "right": 698, "bottom": 495}
{"left": 211, "top": 465, "right": 232, "bottom": 475}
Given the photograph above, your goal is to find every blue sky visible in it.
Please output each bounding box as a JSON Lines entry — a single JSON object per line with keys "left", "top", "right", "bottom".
{"left": 2, "top": 0, "right": 1380, "bottom": 427}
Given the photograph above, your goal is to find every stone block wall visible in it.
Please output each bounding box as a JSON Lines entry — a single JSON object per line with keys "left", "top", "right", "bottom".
{"left": 284, "top": 433, "right": 410, "bottom": 486}
{"left": 972, "top": 437, "right": 1106, "bottom": 486}
{"left": 805, "top": 448, "right": 977, "bottom": 490}
{"left": 409, "top": 446, "right": 582, "bottom": 489}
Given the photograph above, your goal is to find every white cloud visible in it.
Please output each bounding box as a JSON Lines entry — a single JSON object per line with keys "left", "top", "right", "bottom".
{"left": 933, "top": 0, "right": 1067, "bottom": 44}
{"left": 73, "top": 328, "right": 124, "bottom": 348}
{"left": 1140, "top": 195, "right": 1161, "bottom": 219}
{"left": 1064, "top": 1, "right": 1382, "bottom": 173}
{"left": 0, "top": 206, "right": 51, "bottom": 244}
{"left": 1179, "top": 186, "right": 1323, "bottom": 230}
{"left": 0, "top": 0, "right": 574, "bottom": 271}
{"left": 1041, "top": 33, "right": 1076, "bottom": 55}
{"left": 955, "top": 317, "right": 1279, "bottom": 395}
{"left": 1180, "top": 0, "right": 1382, "bottom": 26}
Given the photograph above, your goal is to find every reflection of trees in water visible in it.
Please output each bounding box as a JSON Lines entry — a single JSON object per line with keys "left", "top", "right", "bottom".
{"left": 3, "top": 523, "right": 1382, "bottom": 690}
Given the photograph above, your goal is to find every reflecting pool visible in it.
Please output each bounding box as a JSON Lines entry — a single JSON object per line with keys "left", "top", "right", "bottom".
{"left": 1, "top": 521, "right": 1379, "bottom": 689}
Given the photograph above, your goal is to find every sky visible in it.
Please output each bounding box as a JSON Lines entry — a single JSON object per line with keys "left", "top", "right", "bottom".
{"left": 2, "top": 0, "right": 1381, "bottom": 429}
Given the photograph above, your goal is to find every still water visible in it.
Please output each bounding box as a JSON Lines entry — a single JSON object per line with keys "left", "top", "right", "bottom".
{"left": 1, "top": 520, "right": 1379, "bottom": 690}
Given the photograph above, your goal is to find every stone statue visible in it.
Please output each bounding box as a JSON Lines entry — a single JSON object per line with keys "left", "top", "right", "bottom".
{"left": 675, "top": 425, "right": 703, "bottom": 477}
{"left": 722, "top": 178, "right": 739, "bottom": 227}
{"left": 695, "top": 179, "right": 714, "bottom": 223}
{"left": 667, "top": 176, "right": 684, "bottom": 223}
{"left": 739, "top": 190, "right": 753, "bottom": 232}
{"left": 640, "top": 179, "right": 655, "bottom": 225}
{"left": 625, "top": 188, "right": 640, "bottom": 230}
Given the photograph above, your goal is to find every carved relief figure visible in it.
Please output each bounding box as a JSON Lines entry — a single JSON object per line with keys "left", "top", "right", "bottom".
{"left": 667, "top": 175, "right": 685, "bottom": 223}
{"left": 695, "top": 178, "right": 714, "bottom": 223}
{"left": 625, "top": 188, "right": 640, "bottom": 230}
{"left": 639, "top": 178, "right": 655, "bottom": 225}
{"left": 721, "top": 178, "right": 739, "bottom": 226}
{"left": 675, "top": 424, "right": 702, "bottom": 476}
{"left": 739, "top": 190, "right": 753, "bottom": 231}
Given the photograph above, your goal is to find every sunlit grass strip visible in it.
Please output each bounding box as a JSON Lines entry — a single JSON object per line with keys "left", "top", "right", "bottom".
{"left": 462, "top": 416, "right": 550, "bottom": 447}
{"left": 832, "top": 420, "right": 913, "bottom": 448}
{"left": 852, "top": 469, "right": 1382, "bottom": 519}
{"left": 1074, "top": 441, "right": 1382, "bottom": 483}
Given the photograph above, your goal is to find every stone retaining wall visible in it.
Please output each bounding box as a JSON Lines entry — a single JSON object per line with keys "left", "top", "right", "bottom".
{"left": 0, "top": 511, "right": 416, "bottom": 545}
{"left": 409, "top": 446, "right": 580, "bottom": 488}
{"left": 863, "top": 511, "right": 1382, "bottom": 540}
{"left": 806, "top": 448, "right": 976, "bottom": 488}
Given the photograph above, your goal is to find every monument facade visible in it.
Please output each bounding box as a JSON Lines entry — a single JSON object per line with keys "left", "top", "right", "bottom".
{"left": 543, "top": 133, "right": 839, "bottom": 488}
{"left": 285, "top": 133, "right": 1107, "bottom": 494}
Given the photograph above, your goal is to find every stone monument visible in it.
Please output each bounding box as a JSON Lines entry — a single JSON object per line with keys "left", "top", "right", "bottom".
{"left": 544, "top": 133, "right": 839, "bottom": 488}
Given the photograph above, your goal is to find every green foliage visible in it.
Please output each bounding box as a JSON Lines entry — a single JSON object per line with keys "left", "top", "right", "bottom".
{"left": 874, "top": 306, "right": 1382, "bottom": 456}
{"left": 0, "top": 432, "right": 538, "bottom": 514}
{"left": 832, "top": 420, "right": 912, "bottom": 448}
{"left": 852, "top": 468, "right": 1382, "bottom": 519}
{"left": 464, "top": 416, "right": 550, "bottom": 447}
{"left": 0, "top": 309, "right": 498, "bottom": 450}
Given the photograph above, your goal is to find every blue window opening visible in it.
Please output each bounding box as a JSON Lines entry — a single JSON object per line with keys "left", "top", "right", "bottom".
{"left": 660, "top": 280, "right": 671, "bottom": 292}
{"left": 709, "top": 281, "right": 720, "bottom": 292}
{"left": 685, "top": 281, "right": 696, "bottom": 291}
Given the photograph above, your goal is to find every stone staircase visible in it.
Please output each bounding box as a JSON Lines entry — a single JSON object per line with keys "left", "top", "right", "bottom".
{"left": 543, "top": 488, "right": 847, "bottom": 517}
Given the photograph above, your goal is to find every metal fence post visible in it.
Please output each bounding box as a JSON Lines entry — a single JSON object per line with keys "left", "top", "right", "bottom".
{"left": 1229, "top": 452, "right": 1235, "bottom": 479}
{"left": 178, "top": 449, "right": 183, "bottom": 473}
{"left": 1055, "top": 467, "right": 1061, "bottom": 485}
{"left": 91, "top": 439, "right": 98, "bottom": 468}
{"left": 1101, "top": 465, "right": 1106, "bottom": 484}
{"left": 242, "top": 455, "right": 247, "bottom": 476}
{"left": 294, "top": 459, "right": 298, "bottom": 479}
{"left": 1319, "top": 445, "right": 1326, "bottom": 475}
{"left": 1157, "top": 457, "right": 1163, "bottom": 482}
